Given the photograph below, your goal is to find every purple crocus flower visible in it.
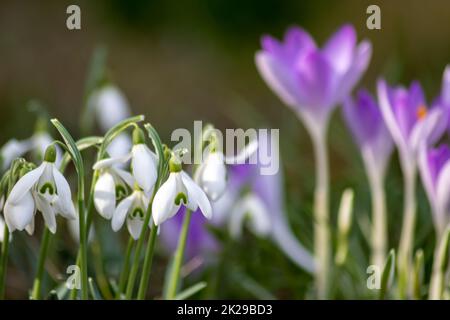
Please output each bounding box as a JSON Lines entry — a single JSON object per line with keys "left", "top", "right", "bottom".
{"left": 159, "top": 207, "right": 218, "bottom": 261}
{"left": 377, "top": 79, "right": 448, "bottom": 172}
{"left": 255, "top": 24, "right": 371, "bottom": 134}
{"left": 343, "top": 89, "right": 393, "bottom": 179}
{"left": 418, "top": 145, "right": 450, "bottom": 238}
{"left": 343, "top": 89, "right": 393, "bottom": 267}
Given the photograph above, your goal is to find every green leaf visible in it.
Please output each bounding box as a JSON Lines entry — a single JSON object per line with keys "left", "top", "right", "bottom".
{"left": 59, "top": 136, "right": 103, "bottom": 172}
{"left": 379, "top": 249, "right": 395, "bottom": 300}
{"left": 88, "top": 277, "right": 101, "bottom": 300}
{"left": 144, "top": 123, "right": 165, "bottom": 177}
{"left": 51, "top": 119, "right": 84, "bottom": 180}
{"left": 174, "top": 282, "right": 207, "bottom": 300}
{"left": 412, "top": 249, "right": 424, "bottom": 299}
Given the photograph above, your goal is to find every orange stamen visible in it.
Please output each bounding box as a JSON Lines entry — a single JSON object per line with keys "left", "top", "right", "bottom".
{"left": 417, "top": 105, "right": 427, "bottom": 120}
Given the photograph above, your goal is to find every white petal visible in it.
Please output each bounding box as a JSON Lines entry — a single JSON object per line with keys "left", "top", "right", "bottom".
{"left": 106, "top": 133, "right": 132, "bottom": 159}
{"left": 113, "top": 167, "right": 135, "bottom": 188}
{"left": 127, "top": 217, "right": 144, "bottom": 240}
{"left": 52, "top": 165, "right": 76, "bottom": 219}
{"left": 25, "top": 218, "right": 35, "bottom": 235}
{"left": 229, "top": 194, "right": 271, "bottom": 238}
{"left": 435, "top": 161, "right": 450, "bottom": 236}
{"left": 4, "top": 191, "right": 36, "bottom": 232}
{"left": 93, "top": 154, "right": 131, "bottom": 170}
{"left": 131, "top": 144, "right": 158, "bottom": 194}
{"left": 152, "top": 173, "right": 180, "bottom": 226}
{"left": 35, "top": 193, "right": 57, "bottom": 234}
{"left": 94, "top": 171, "right": 116, "bottom": 219}
{"left": 7, "top": 162, "right": 45, "bottom": 204}
{"left": 181, "top": 171, "right": 212, "bottom": 219}
{"left": 112, "top": 193, "right": 135, "bottom": 232}
{"left": 0, "top": 216, "right": 5, "bottom": 242}
{"left": 92, "top": 85, "right": 131, "bottom": 132}
{"left": 198, "top": 153, "right": 227, "bottom": 201}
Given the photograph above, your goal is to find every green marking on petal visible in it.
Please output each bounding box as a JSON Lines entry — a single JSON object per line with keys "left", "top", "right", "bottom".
{"left": 116, "top": 184, "right": 127, "bottom": 201}
{"left": 130, "top": 207, "right": 144, "bottom": 220}
{"left": 174, "top": 192, "right": 187, "bottom": 206}
{"left": 40, "top": 182, "right": 55, "bottom": 195}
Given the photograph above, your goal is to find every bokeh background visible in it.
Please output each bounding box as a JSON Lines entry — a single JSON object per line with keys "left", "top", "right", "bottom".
{"left": 1, "top": 0, "right": 450, "bottom": 299}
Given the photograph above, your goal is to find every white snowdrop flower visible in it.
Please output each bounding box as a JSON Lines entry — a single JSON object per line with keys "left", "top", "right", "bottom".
{"left": 195, "top": 138, "right": 258, "bottom": 201}
{"left": 195, "top": 151, "right": 227, "bottom": 201}
{"left": 229, "top": 194, "right": 271, "bottom": 239}
{"left": 3, "top": 145, "right": 76, "bottom": 234}
{"left": 93, "top": 157, "right": 135, "bottom": 220}
{"left": 94, "top": 128, "right": 158, "bottom": 196}
{"left": 89, "top": 85, "right": 131, "bottom": 132}
{"left": 152, "top": 157, "right": 212, "bottom": 226}
{"left": 111, "top": 189, "right": 150, "bottom": 240}
{"left": 0, "top": 215, "right": 5, "bottom": 242}
{"left": 106, "top": 133, "right": 132, "bottom": 159}
{"left": 0, "top": 139, "right": 32, "bottom": 171}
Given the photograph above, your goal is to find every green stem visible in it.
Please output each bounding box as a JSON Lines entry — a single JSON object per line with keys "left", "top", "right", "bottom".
{"left": 117, "top": 237, "right": 134, "bottom": 299}
{"left": 124, "top": 191, "right": 156, "bottom": 299}
{"left": 31, "top": 227, "right": 52, "bottom": 299}
{"left": 137, "top": 223, "right": 158, "bottom": 299}
{"left": 166, "top": 209, "right": 193, "bottom": 300}
{"left": 310, "top": 130, "right": 331, "bottom": 299}
{"left": 78, "top": 185, "right": 89, "bottom": 300}
{"left": 0, "top": 226, "right": 10, "bottom": 299}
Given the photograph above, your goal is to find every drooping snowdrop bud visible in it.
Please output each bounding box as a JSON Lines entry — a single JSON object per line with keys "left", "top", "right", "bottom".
{"left": 0, "top": 215, "right": 5, "bottom": 242}
{"left": 228, "top": 194, "right": 271, "bottom": 239}
{"left": 90, "top": 85, "right": 131, "bottom": 132}
{"left": 93, "top": 157, "right": 135, "bottom": 219}
{"left": 4, "top": 145, "right": 76, "bottom": 234}
{"left": 152, "top": 154, "right": 212, "bottom": 226}
{"left": 106, "top": 133, "right": 132, "bottom": 159}
{"left": 111, "top": 188, "right": 150, "bottom": 240}
{"left": 195, "top": 151, "right": 227, "bottom": 201}
{"left": 131, "top": 127, "right": 158, "bottom": 194}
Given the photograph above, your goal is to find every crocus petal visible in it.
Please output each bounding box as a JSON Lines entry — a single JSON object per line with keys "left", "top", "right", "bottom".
{"left": 181, "top": 172, "right": 212, "bottom": 219}
{"left": 112, "top": 193, "right": 135, "bottom": 232}
{"left": 52, "top": 165, "right": 76, "bottom": 219}
{"left": 7, "top": 162, "right": 45, "bottom": 204}
{"left": 127, "top": 217, "right": 143, "bottom": 240}
{"left": 131, "top": 145, "right": 158, "bottom": 194}
{"left": 4, "top": 191, "right": 35, "bottom": 232}
{"left": 377, "top": 79, "right": 410, "bottom": 157}
{"left": 323, "top": 24, "right": 356, "bottom": 74}
{"left": 255, "top": 52, "right": 302, "bottom": 108}
{"left": 93, "top": 154, "right": 131, "bottom": 170}
{"left": 441, "top": 65, "right": 450, "bottom": 107}
{"left": 296, "top": 51, "right": 338, "bottom": 119}
{"left": 94, "top": 171, "right": 116, "bottom": 219}
{"left": 435, "top": 161, "right": 450, "bottom": 236}
{"left": 337, "top": 41, "right": 372, "bottom": 102}
{"left": 409, "top": 107, "right": 447, "bottom": 155}
{"left": 35, "top": 194, "right": 57, "bottom": 234}
{"left": 152, "top": 173, "right": 180, "bottom": 226}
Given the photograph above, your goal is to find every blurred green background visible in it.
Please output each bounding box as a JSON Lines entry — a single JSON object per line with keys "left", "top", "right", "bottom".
{"left": 1, "top": 0, "right": 450, "bottom": 299}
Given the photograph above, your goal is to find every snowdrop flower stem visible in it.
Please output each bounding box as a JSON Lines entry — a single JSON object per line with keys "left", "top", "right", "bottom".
{"left": 124, "top": 188, "right": 157, "bottom": 299}
{"left": 124, "top": 124, "right": 165, "bottom": 300}
{"left": 117, "top": 237, "right": 135, "bottom": 298}
{"left": 30, "top": 227, "right": 51, "bottom": 299}
{"left": 136, "top": 222, "right": 158, "bottom": 299}
{"left": 51, "top": 119, "right": 89, "bottom": 300}
{"left": 166, "top": 208, "right": 193, "bottom": 300}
